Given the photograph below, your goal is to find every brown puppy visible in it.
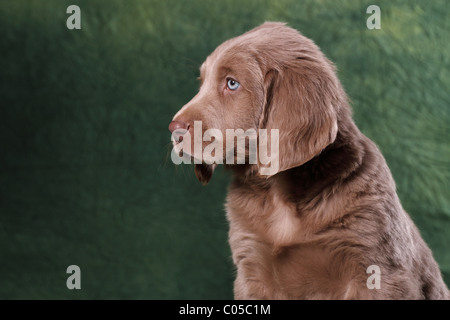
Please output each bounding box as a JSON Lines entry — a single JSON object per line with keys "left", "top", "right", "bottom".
{"left": 169, "top": 22, "right": 449, "bottom": 299}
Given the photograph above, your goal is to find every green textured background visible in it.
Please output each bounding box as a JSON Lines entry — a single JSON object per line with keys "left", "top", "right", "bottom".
{"left": 0, "top": 0, "right": 448, "bottom": 299}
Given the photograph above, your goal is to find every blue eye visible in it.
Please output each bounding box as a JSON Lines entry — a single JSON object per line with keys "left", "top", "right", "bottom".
{"left": 227, "top": 79, "right": 240, "bottom": 91}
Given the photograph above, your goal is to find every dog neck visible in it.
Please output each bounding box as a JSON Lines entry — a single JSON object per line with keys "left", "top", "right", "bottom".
{"left": 227, "top": 117, "right": 365, "bottom": 203}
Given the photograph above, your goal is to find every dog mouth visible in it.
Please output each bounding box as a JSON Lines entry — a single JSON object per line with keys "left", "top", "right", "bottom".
{"left": 171, "top": 128, "right": 188, "bottom": 142}
{"left": 171, "top": 129, "right": 189, "bottom": 154}
{"left": 171, "top": 128, "right": 205, "bottom": 163}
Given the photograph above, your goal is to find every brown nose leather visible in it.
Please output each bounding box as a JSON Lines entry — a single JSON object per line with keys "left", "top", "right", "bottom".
{"left": 169, "top": 120, "right": 190, "bottom": 133}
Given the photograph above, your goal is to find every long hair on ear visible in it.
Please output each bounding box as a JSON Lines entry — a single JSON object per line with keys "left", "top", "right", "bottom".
{"left": 256, "top": 26, "right": 347, "bottom": 175}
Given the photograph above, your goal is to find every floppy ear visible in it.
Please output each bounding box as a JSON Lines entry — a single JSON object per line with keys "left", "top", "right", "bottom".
{"left": 258, "top": 63, "right": 339, "bottom": 176}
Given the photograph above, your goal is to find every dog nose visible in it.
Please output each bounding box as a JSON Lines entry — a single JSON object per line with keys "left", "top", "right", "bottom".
{"left": 169, "top": 120, "right": 190, "bottom": 133}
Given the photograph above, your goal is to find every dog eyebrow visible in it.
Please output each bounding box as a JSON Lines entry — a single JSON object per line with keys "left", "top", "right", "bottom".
{"left": 217, "top": 66, "right": 234, "bottom": 80}
{"left": 199, "top": 63, "right": 206, "bottom": 82}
